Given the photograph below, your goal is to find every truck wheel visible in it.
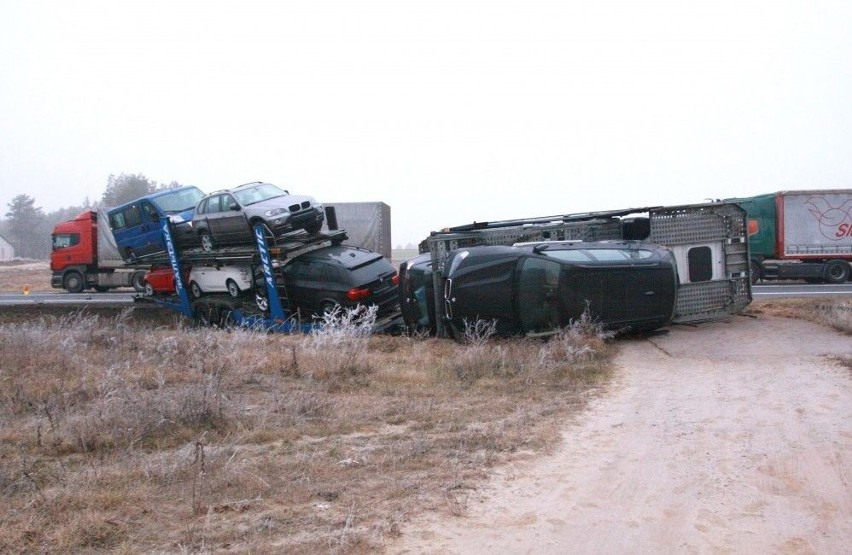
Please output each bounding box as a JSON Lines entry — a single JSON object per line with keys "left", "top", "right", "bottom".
{"left": 190, "top": 281, "right": 203, "bottom": 298}
{"left": 226, "top": 279, "right": 241, "bottom": 298}
{"left": 220, "top": 309, "right": 236, "bottom": 329}
{"left": 824, "top": 260, "right": 851, "bottom": 284}
{"left": 749, "top": 259, "right": 762, "bottom": 285}
{"left": 131, "top": 271, "right": 146, "bottom": 292}
{"left": 193, "top": 302, "right": 217, "bottom": 327}
{"left": 63, "top": 271, "right": 85, "bottom": 293}
{"left": 200, "top": 232, "right": 215, "bottom": 252}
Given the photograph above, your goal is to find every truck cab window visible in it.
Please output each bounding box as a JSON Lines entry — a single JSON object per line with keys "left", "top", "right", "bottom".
{"left": 52, "top": 233, "right": 79, "bottom": 250}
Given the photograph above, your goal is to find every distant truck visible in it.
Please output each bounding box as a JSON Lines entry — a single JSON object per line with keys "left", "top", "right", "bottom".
{"left": 50, "top": 210, "right": 147, "bottom": 293}
{"left": 727, "top": 190, "right": 852, "bottom": 284}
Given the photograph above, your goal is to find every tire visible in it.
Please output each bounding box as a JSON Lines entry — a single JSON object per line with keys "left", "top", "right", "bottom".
{"left": 314, "top": 301, "right": 339, "bottom": 321}
{"left": 200, "top": 232, "right": 215, "bottom": 252}
{"left": 255, "top": 290, "right": 270, "bottom": 312}
{"left": 220, "top": 310, "right": 236, "bottom": 330}
{"left": 63, "top": 271, "right": 85, "bottom": 293}
{"left": 144, "top": 282, "right": 155, "bottom": 296}
{"left": 131, "top": 271, "right": 146, "bottom": 292}
{"left": 304, "top": 221, "right": 322, "bottom": 234}
{"left": 824, "top": 260, "right": 851, "bottom": 284}
{"left": 190, "top": 281, "right": 203, "bottom": 299}
{"left": 193, "top": 302, "right": 215, "bottom": 327}
{"left": 226, "top": 279, "right": 241, "bottom": 298}
{"left": 749, "top": 259, "right": 762, "bottom": 285}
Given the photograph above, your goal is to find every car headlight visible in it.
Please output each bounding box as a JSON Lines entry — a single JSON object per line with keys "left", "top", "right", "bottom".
{"left": 264, "top": 208, "right": 288, "bottom": 217}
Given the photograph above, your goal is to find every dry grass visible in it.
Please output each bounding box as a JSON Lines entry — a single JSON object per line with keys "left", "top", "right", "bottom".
{"left": 747, "top": 298, "right": 852, "bottom": 371}
{"left": 0, "top": 260, "right": 52, "bottom": 292}
{"left": 0, "top": 308, "right": 613, "bottom": 553}
{"left": 747, "top": 297, "right": 852, "bottom": 335}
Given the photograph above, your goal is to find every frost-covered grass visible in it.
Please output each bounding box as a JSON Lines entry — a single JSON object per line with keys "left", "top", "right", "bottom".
{"left": 0, "top": 308, "right": 612, "bottom": 553}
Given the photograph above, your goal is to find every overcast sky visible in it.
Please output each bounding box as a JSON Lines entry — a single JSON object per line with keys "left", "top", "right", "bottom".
{"left": 2, "top": 1, "right": 851, "bottom": 246}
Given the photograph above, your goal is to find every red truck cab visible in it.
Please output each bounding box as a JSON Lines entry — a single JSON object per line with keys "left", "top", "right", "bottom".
{"left": 50, "top": 210, "right": 146, "bottom": 293}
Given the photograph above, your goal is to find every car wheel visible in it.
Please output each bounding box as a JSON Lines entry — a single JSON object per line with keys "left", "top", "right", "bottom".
{"left": 226, "top": 279, "right": 241, "bottom": 298}
{"left": 131, "top": 271, "right": 146, "bottom": 292}
{"left": 190, "top": 281, "right": 203, "bottom": 299}
{"left": 304, "top": 221, "right": 322, "bottom": 234}
{"left": 255, "top": 290, "right": 270, "bottom": 312}
{"left": 200, "top": 232, "right": 215, "bottom": 252}
{"left": 824, "top": 260, "right": 851, "bottom": 284}
{"left": 144, "top": 282, "right": 155, "bottom": 296}
{"left": 63, "top": 270, "right": 85, "bottom": 293}
{"left": 314, "top": 301, "right": 340, "bottom": 321}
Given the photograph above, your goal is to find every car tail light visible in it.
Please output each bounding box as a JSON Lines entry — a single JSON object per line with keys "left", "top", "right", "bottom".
{"left": 391, "top": 272, "right": 399, "bottom": 285}
{"left": 346, "top": 287, "right": 371, "bottom": 301}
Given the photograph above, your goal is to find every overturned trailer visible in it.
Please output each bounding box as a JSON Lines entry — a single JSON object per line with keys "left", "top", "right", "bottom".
{"left": 420, "top": 201, "right": 751, "bottom": 337}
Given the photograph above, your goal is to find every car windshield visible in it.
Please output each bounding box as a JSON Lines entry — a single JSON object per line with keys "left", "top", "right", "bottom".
{"left": 151, "top": 187, "right": 204, "bottom": 213}
{"left": 233, "top": 183, "right": 288, "bottom": 206}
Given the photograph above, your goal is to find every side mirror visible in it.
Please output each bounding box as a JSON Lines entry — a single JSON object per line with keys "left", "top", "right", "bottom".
{"left": 228, "top": 202, "right": 240, "bottom": 211}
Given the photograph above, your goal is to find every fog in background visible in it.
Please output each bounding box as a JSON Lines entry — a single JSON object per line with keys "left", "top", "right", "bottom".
{"left": 2, "top": 1, "right": 851, "bottom": 246}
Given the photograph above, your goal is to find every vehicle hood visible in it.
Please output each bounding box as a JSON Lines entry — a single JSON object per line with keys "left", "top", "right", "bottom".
{"left": 169, "top": 208, "right": 195, "bottom": 224}
{"left": 444, "top": 247, "right": 520, "bottom": 332}
{"left": 254, "top": 194, "right": 316, "bottom": 211}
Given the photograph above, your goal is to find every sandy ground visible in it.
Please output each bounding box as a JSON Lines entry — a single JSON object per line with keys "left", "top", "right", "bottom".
{"left": 393, "top": 314, "right": 852, "bottom": 554}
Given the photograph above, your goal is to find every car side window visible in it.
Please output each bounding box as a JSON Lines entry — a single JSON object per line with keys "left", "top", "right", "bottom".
{"left": 223, "top": 194, "right": 239, "bottom": 211}
{"left": 110, "top": 212, "right": 126, "bottom": 230}
{"left": 207, "top": 196, "right": 222, "bottom": 214}
{"left": 542, "top": 250, "right": 592, "bottom": 262}
{"left": 123, "top": 206, "right": 142, "bottom": 228}
{"left": 141, "top": 202, "right": 159, "bottom": 223}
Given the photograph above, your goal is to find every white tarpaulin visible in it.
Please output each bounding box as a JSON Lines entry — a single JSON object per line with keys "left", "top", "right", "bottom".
{"left": 324, "top": 202, "right": 392, "bottom": 259}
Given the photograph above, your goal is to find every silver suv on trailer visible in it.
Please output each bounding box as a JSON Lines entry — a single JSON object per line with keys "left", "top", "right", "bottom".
{"left": 192, "top": 182, "right": 325, "bottom": 251}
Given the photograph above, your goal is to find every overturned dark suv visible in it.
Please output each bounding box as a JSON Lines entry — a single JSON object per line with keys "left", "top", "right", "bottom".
{"left": 408, "top": 241, "right": 678, "bottom": 337}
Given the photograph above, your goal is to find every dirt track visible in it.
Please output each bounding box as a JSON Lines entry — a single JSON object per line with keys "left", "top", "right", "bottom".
{"left": 393, "top": 314, "right": 852, "bottom": 553}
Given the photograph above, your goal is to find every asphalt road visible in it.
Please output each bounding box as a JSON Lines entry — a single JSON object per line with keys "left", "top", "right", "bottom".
{"left": 1, "top": 283, "right": 850, "bottom": 308}
{"left": 0, "top": 291, "right": 139, "bottom": 306}
{"left": 751, "top": 282, "right": 852, "bottom": 298}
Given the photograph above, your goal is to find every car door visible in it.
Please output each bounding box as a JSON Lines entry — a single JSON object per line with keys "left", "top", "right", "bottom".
{"left": 200, "top": 195, "right": 223, "bottom": 242}
{"left": 220, "top": 193, "right": 252, "bottom": 244}
{"left": 280, "top": 260, "right": 322, "bottom": 315}
{"left": 514, "top": 256, "right": 562, "bottom": 334}
{"left": 561, "top": 248, "right": 675, "bottom": 329}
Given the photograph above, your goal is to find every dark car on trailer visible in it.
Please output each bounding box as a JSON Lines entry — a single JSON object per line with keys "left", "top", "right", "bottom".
{"left": 433, "top": 240, "right": 678, "bottom": 338}
{"left": 255, "top": 244, "right": 400, "bottom": 321}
